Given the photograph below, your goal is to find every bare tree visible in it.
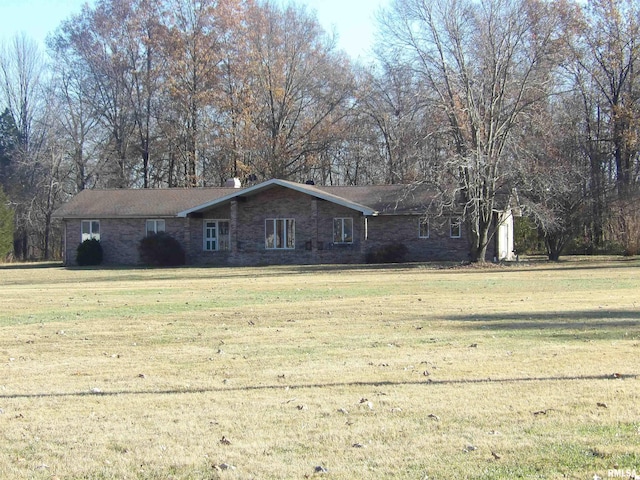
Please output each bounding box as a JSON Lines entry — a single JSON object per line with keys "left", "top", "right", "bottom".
{"left": 354, "top": 60, "right": 436, "bottom": 184}
{"left": 514, "top": 92, "right": 591, "bottom": 260}
{"left": 568, "top": 0, "right": 640, "bottom": 254}
{"left": 241, "top": 1, "right": 354, "bottom": 181}
{"left": 162, "top": 0, "right": 226, "bottom": 186}
{"left": 576, "top": 0, "right": 640, "bottom": 199}
{"left": 377, "top": 0, "right": 573, "bottom": 261}
{"left": 48, "top": 36, "right": 102, "bottom": 192}
{"left": 0, "top": 34, "right": 48, "bottom": 259}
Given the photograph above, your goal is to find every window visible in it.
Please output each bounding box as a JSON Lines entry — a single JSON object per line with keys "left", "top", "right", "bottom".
{"left": 450, "top": 217, "right": 462, "bottom": 238}
{"left": 204, "top": 220, "right": 230, "bottom": 251}
{"left": 418, "top": 218, "right": 429, "bottom": 238}
{"left": 265, "top": 218, "right": 295, "bottom": 249}
{"left": 146, "top": 219, "right": 165, "bottom": 236}
{"left": 81, "top": 220, "right": 100, "bottom": 241}
{"left": 333, "top": 218, "right": 353, "bottom": 244}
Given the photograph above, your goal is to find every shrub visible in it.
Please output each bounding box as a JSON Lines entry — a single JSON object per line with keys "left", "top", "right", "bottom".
{"left": 513, "top": 216, "right": 545, "bottom": 255}
{"left": 365, "top": 243, "right": 408, "bottom": 263}
{"left": 138, "top": 232, "right": 185, "bottom": 266}
{"left": 76, "top": 238, "right": 103, "bottom": 266}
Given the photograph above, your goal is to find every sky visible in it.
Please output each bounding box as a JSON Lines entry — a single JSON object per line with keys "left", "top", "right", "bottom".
{"left": 0, "top": 0, "right": 389, "bottom": 60}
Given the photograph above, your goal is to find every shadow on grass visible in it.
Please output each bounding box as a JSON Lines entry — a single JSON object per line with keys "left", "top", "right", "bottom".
{"left": 62, "top": 258, "right": 638, "bottom": 283}
{"left": 5, "top": 256, "right": 638, "bottom": 284}
{"left": 1, "top": 373, "right": 637, "bottom": 400}
{"left": 0, "top": 261, "right": 63, "bottom": 270}
{"left": 445, "top": 309, "right": 640, "bottom": 332}
{"left": 28, "top": 262, "right": 437, "bottom": 285}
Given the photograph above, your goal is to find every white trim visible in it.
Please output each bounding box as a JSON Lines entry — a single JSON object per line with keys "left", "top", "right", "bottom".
{"left": 265, "top": 218, "right": 295, "bottom": 250}
{"left": 81, "top": 219, "right": 100, "bottom": 241}
{"left": 333, "top": 217, "right": 354, "bottom": 244}
{"left": 203, "top": 219, "right": 230, "bottom": 251}
{"left": 418, "top": 218, "right": 430, "bottom": 238}
{"left": 450, "top": 217, "right": 462, "bottom": 238}
{"left": 145, "top": 219, "right": 165, "bottom": 236}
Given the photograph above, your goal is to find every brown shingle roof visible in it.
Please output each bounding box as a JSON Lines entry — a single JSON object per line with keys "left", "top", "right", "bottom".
{"left": 53, "top": 181, "right": 437, "bottom": 219}
{"left": 53, "top": 188, "right": 237, "bottom": 218}
{"left": 316, "top": 184, "right": 436, "bottom": 215}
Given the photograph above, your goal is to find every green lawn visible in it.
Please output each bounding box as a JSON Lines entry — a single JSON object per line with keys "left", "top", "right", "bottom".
{"left": 0, "top": 257, "right": 638, "bottom": 479}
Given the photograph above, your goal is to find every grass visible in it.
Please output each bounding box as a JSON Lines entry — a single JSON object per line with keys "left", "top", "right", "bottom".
{"left": 0, "top": 257, "right": 639, "bottom": 479}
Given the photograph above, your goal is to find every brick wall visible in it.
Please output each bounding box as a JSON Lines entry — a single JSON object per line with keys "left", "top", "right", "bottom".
{"left": 366, "top": 215, "right": 469, "bottom": 262}
{"left": 62, "top": 217, "right": 188, "bottom": 266}
{"left": 62, "top": 186, "right": 474, "bottom": 266}
{"left": 189, "top": 187, "right": 367, "bottom": 266}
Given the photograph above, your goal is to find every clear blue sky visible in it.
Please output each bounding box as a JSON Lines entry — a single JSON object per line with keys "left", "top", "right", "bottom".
{"left": 0, "top": 0, "right": 389, "bottom": 60}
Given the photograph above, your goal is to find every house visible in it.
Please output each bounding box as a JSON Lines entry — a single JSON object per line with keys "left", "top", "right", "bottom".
{"left": 53, "top": 178, "right": 513, "bottom": 266}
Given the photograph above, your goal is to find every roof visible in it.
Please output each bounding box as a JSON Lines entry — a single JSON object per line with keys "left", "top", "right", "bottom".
{"left": 53, "top": 187, "right": 237, "bottom": 219}
{"left": 53, "top": 180, "right": 437, "bottom": 219}
{"left": 316, "top": 184, "right": 436, "bottom": 215}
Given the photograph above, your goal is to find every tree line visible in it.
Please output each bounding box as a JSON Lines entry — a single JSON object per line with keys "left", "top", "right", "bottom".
{"left": 0, "top": 0, "right": 638, "bottom": 262}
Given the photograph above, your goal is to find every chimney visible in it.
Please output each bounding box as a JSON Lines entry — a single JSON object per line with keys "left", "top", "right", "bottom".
{"left": 224, "top": 177, "right": 242, "bottom": 188}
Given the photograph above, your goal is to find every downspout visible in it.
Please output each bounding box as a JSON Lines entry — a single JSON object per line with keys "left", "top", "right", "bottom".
{"left": 63, "top": 220, "right": 67, "bottom": 265}
{"left": 311, "top": 198, "right": 318, "bottom": 254}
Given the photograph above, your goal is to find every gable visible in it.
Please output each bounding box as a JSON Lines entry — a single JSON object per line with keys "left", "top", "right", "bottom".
{"left": 177, "top": 179, "right": 378, "bottom": 217}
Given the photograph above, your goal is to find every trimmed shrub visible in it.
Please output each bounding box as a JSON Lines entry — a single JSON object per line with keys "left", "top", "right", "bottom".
{"left": 365, "top": 243, "right": 408, "bottom": 263}
{"left": 76, "top": 238, "right": 103, "bottom": 266}
{"left": 138, "top": 232, "right": 185, "bottom": 266}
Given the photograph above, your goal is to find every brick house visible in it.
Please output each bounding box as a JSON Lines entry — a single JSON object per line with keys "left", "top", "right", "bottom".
{"left": 54, "top": 178, "right": 513, "bottom": 266}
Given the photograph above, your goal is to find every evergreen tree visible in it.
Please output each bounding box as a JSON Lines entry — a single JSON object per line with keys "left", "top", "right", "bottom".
{"left": 0, "top": 108, "right": 20, "bottom": 189}
{"left": 0, "top": 185, "right": 14, "bottom": 260}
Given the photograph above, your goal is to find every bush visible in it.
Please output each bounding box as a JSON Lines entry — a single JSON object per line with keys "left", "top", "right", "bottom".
{"left": 138, "top": 232, "right": 185, "bottom": 266}
{"left": 76, "top": 238, "right": 103, "bottom": 266}
{"left": 513, "top": 217, "right": 545, "bottom": 255}
{"left": 365, "top": 243, "right": 408, "bottom": 263}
